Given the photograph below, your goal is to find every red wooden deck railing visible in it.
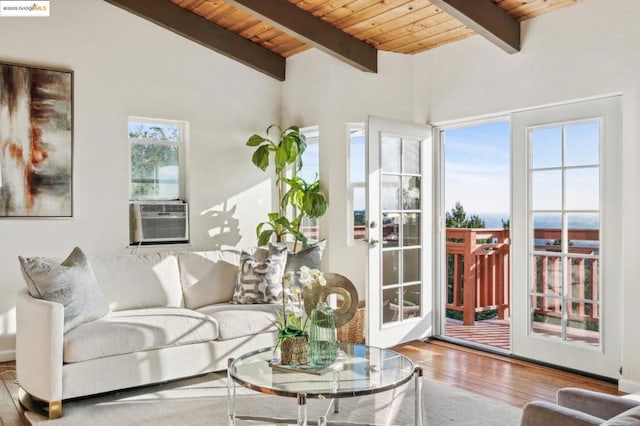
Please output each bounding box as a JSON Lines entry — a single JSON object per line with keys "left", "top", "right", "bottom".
{"left": 446, "top": 227, "right": 600, "bottom": 328}
{"left": 446, "top": 228, "right": 511, "bottom": 326}
{"left": 531, "top": 228, "right": 600, "bottom": 328}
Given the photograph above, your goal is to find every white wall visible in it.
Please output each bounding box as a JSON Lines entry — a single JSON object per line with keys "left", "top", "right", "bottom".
{"left": 282, "top": 49, "right": 416, "bottom": 299}
{"left": 414, "top": 0, "right": 640, "bottom": 391}
{"left": 0, "top": 0, "right": 280, "bottom": 359}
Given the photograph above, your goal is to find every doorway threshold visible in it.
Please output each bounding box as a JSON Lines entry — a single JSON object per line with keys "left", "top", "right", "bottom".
{"left": 431, "top": 335, "right": 510, "bottom": 357}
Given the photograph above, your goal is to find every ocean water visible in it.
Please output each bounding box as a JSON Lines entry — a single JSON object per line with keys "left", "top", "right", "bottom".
{"left": 475, "top": 212, "right": 599, "bottom": 248}
{"left": 476, "top": 213, "right": 599, "bottom": 230}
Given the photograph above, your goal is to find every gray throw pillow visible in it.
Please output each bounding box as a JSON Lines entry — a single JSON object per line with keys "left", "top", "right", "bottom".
{"left": 233, "top": 243, "right": 288, "bottom": 304}
{"left": 19, "top": 247, "right": 110, "bottom": 333}
{"left": 285, "top": 239, "right": 326, "bottom": 274}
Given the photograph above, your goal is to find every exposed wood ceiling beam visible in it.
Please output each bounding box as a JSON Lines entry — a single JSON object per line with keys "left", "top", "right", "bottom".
{"left": 429, "top": 0, "right": 520, "bottom": 54}
{"left": 103, "top": 0, "right": 286, "bottom": 81}
{"left": 226, "top": 0, "right": 378, "bottom": 73}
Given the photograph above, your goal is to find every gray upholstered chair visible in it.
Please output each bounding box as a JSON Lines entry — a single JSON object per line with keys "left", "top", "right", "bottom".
{"left": 521, "top": 388, "right": 640, "bottom": 425}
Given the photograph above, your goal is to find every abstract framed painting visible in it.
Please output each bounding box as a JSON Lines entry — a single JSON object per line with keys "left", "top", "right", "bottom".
{"left": 0, "top": 61, "right": 73, "bottom": 217}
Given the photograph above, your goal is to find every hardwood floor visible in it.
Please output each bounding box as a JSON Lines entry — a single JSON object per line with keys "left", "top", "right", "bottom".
{"left": 0, "top": 340, "right": 623, "bottom": 425}
{"left": 393, "top": 339, "right": 623, "bottom": 408}
{"left": 0, "top": 361, "right": 23, "bottom": 426}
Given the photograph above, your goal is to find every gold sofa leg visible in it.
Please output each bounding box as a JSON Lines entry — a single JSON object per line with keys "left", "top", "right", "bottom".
{"left": 18, "top": 387, "right": 62, "bottom": 419}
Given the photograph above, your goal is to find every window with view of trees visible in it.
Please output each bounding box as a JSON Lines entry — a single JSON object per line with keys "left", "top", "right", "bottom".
{"left": 129, "top": 118, "right": 186, "bottom": 201}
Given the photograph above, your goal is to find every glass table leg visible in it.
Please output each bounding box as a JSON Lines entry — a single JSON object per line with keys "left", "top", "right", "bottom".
{"left": 415, "top": 366, "right": 423, "bottom": 426}
{"left": 297, "top": 393, "right": 308, "bottom": 426}
{"left": 227, "top": 358, "right": 236, "bottom": 426}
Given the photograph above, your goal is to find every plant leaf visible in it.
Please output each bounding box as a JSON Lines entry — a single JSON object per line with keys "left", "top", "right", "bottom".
{"left": 304, "top": 192, "right": 327, "bottom": 217}
{"left": 246, "top": 134, "right": 267, "bottom": 147}
{"left": 281, "top": 190, "right": 291, "bottom": 210}
{"left": 257, "top": 229, "right": 273, "bottom": 246}
{"left": 251, "top": 145, "right": 270, "bottom": 171}
{"left": 266, "top": 124, "right": 281, "bottom": 136}
{"left": 267, "top": 212, "right": 280, "bottom": 222}
{"left": 275, "top": 145, "right": 288, "bottom": 173}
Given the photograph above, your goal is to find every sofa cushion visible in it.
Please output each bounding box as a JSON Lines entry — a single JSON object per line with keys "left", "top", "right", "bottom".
{"left": 18, "top": 247, "right": 110, "bottom": 333}
{"left": 90, "top": 253, "right": 184, "bottom": 311}
{"left": 197, "top": 304, "right": 278, "bottom": 340}
{"left": 63, "top": 307, "right": 218, "bottom": 363}
{"left": 602, "top": 406, "right": 640, "bottom": 425}
{"left": 177, "top": 250, "right": 242, "bottom": 309}
{"left": 232, "top": 244, "right": 287, "bottom": 304}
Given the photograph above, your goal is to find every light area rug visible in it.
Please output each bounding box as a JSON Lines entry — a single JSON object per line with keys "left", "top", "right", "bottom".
{"left": 24, "top": 372, "right": 521, "bottom": 425}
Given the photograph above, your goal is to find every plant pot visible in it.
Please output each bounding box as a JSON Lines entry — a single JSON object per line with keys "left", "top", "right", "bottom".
{"left": 280, "top": 335, "right": 309, "bottom": 365}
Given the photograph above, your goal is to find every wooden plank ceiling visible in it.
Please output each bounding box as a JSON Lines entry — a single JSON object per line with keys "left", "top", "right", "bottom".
{"left": 171, "top": 0, "right": 581, "bottom": 57}
{"left": 105, "top": 0, "right": 580, "bottom": 80}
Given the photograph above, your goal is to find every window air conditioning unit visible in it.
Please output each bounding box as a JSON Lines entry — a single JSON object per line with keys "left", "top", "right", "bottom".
{"left": 130, "top": 202, "right": 189, "bottom": 244}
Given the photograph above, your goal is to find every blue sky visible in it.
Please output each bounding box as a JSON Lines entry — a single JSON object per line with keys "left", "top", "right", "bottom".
{"left": 444, "top": 121, "right": 510, "bottom": 215}
{"left": 445, "top": 119, "right": 599, "bottom": 221}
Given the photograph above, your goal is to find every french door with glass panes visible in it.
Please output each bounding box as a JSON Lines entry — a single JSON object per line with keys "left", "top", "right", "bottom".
{"left": 511, "top": 97, "right": 622, "bottom": 378}
{"left": 366, "top": 116, "right": 433, "bottom": 348}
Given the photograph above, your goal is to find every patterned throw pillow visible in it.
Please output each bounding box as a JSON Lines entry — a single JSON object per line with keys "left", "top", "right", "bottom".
{"left": 232, "top": 243, "right": 288, "bottom": 304}
{"left": 18, "top": 247, "right": 110, "bottom": 333}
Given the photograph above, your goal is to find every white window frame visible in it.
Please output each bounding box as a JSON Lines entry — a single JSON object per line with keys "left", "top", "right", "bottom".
{"left": 128, "top": 116, "right": 188, "bottom": 202}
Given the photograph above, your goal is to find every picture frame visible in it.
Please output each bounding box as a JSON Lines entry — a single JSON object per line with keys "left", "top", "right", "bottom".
{"left": 0, "top": 60, "right": 73, "bottom": 217}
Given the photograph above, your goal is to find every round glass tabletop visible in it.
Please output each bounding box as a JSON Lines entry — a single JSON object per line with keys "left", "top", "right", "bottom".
{"left": 228, "top": 343, "right": 416, "bottom": 399}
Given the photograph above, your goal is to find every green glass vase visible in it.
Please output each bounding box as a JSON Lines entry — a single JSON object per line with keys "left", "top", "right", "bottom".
{"left": 309, "top": 302, "right": 337, "bottom": 366}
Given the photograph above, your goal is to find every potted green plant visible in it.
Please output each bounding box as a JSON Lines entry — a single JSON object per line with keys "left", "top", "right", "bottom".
{"left": 274, "top": 266, "right": 327, "bottom": 365}
{"left": 246, "top": 125, "right": 327, "bottom": 251}
{"left": 274, "top": 309, "right": 309, "bottom": 365}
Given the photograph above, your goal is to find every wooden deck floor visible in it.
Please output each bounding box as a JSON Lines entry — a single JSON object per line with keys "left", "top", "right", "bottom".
{"left": 445, "top": 318, "right": 511, "bottom": 350}
{"left": 444, "top": 317, "right": 601, "bottom": 352}
{"left": 0, "top": 341, "right": 623, "bottom": 424}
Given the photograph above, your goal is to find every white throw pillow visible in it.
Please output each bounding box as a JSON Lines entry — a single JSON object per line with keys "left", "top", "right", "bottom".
{"left": 19, "top": 247, "right": 110, "bottom": 333}
{"left": 178, "top": 250, "right": 242, "bottom": 309}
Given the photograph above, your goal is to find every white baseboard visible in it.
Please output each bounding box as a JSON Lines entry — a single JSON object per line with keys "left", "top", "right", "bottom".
{"left": 0, "top": 349, "right": 16, "bottom": 363}
{"left": 619, "top": 378, "right": 640, "bottom": 393}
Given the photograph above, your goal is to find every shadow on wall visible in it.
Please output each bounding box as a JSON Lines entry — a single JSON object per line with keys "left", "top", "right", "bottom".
{"left": 201, "top": 201, "right": 241, "bottom": 250}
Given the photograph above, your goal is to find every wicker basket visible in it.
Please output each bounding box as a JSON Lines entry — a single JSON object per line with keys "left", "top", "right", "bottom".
{"left": 337, "top": 300, "right": 365, "bottom": 344}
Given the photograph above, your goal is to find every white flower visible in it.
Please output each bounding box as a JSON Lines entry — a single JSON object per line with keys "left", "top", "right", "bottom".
{"left": 282, "top": 271, "right": 294, "bottom": 286}
{"left": 299, "top": 276, "right": 313, "bottom": 288}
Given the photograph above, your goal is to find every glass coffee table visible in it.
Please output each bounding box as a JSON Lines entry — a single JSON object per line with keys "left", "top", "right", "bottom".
{"left": 227, "top": 343, "right": 423, "bottom": 426}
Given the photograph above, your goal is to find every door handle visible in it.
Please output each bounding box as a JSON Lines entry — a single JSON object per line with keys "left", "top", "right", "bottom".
{"left": 364, "top": 238, "right": 379, "bottom": 248}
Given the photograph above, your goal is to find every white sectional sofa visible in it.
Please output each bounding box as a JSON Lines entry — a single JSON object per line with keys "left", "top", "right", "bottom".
{"left": 16, "top": 248, "right": 279, "bottom": 418}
